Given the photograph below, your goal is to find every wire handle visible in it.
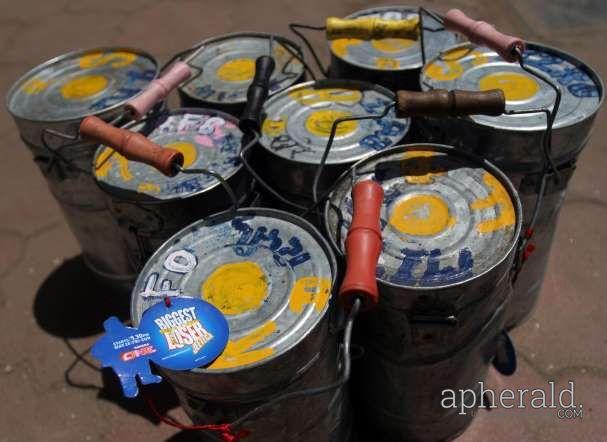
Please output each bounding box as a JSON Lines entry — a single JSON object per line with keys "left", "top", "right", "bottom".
{"left": 325, "top": 16, "right": 419, "bottom": 40}
{"left": 80, "top": 116, "right": 183, "bottom": 177}
{"left": 339, "top": 181, "right": 383, "bottom": 311}
{"left": 227, "top": 297, "right": 361, "bottom": 431}
{"left": 444, "top": 9, "right": 525, "bottom": 62}
{"left": 396, "top": 89, "right": 505, "bottom": 117}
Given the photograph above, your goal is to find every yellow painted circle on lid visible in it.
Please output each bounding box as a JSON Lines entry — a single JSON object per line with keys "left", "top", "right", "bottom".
{"left": 425, "top": 61, "right": 464, "bottom": 81}
{"left": 21, "top": 78, "right": 48, "bottom": 95}
{"left": 78, "top": 51, "right": 137, "bottom": 69}
{"left": 371, "top": 38, "right": 415, "bottom": 53}
{"left": 164, "top": 141, "right": 197, "bottom": 168}
{"left": 305, "top": 110, "right": 357, "bottom": 137}
{"left": 479, "top": 72, "right": 540, "bottom": 102}
{"left": 389, "top": 194, "right": 455, "bottom": 236}
{"left": 202, "top": 261, "right": 268, "bottom": 315}
{"left": 216, "top": 58, "right": 256, "bottom": 82}
{"left": 60, "top": 74, "right": 108, "bottom": 100}
{"left": 331, "top": 38, "right": 363, "bottom": 57}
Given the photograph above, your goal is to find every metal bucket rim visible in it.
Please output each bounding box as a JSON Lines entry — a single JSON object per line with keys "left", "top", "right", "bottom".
{"left": 328, "top": 5, "right": 449, "bottom": 72}
{"left": 93, "top": 107, "right": 246, "bottom": 204}
{"left": 6, "top": 46, "right": 159, "bottom": 124}
{"left": 130, "top": 207, "right": 338, "bottom": 374}
{"left": 259, "top": 78, "right": 405, "bottom": 166}
{"left": 420, "top": 41, "right": 605, "bottom": 132}
{"left": 177, "top": 31, "right": 305, "bottom": 105}
{"left": 323, "top": 142, "right": 523, "bottom": 291}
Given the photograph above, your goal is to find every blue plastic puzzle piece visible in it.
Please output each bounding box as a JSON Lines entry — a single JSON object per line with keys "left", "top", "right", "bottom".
{"left": 91, "top": 317, "right": 161, "bottom": 398}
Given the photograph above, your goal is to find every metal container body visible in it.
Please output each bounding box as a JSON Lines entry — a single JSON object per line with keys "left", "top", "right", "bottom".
{"left": 6, "top": 47, "right": 159, "bottom": 286}
{"left": 328, "top": 6, "right": 459, "bottom": 91}
{"left": 354, "top": 303, "right": 507, "bottom": 442}
{"left": 174, "top": 337, "right": 350, "bottom": 442}
{"left": 417, "top": 42, "right": 604, "bottom": 328}
{"left": 95, "top": 108, "right": 251, "bottom": 271}
{"left": 178, "top": 33, "right": 306, "bottom": 117}
{"left": 258, "top": 79, "right": 410, "bottom": 200}
{"left": 131, "top": 208, "right": 349, "bottom": 441}
{"left": 325, "top": 144, "right": 522, "bottom": 440}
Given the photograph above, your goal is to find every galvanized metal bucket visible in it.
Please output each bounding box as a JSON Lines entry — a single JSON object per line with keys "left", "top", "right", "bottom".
{"left": 178, "top": 32, "right": 306, "bottom": 117}
{"left": 6, "top": 47, "right": 159, "bottom": 288}
{"left": 131, "top": 208, "right": 350, "bottom": 441}
{"left": 325, "top": 144, "right": 523, "bottom": 440}
{"left": 257, "top": 79, "right": 410, "bottom": 202}
{"left": 93, "top": 108, "right": 252, "bottom": 271}
{"left": 416, "top": 42, "right": 604, "bottom": 328}
{"left": 328, "top": 6, "right": 459, "bottom": 91}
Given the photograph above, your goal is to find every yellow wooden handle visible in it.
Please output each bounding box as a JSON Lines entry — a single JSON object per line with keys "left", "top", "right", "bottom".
{"left": 326, "top": 17, "right": 420, "bottom": 40}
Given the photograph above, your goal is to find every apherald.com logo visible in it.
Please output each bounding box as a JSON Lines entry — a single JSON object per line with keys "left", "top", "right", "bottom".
{"left": 441, "top": 381, "right": 583, "bottom": 419}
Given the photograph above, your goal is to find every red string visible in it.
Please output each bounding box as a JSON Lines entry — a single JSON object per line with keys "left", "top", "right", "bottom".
{"left": 144, "top": 393, "right": 249, "bottom": 441}
{"left": 523, "top": 243, "right": 536, "bottom": 262}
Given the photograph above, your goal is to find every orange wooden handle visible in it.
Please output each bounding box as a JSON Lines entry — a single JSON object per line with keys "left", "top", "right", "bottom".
{"left": 80, "top": 116, "right": 183, "bottom": 177}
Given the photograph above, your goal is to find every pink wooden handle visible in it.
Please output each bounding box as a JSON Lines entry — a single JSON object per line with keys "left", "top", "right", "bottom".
{"left": 444, "top": 9, "right": 525, "bottom": 62}
{"left": 125, "top": 61, "right": 192, "bottom": 119}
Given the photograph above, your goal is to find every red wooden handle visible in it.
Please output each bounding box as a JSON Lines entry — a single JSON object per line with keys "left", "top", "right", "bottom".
{"left": 339, "top": 180, "right": 384, "bottom": 310}
{"left": 80, "top": 116, "right": 183, "bottom": 177}
{"left": 444, "top": 9, "right": 525, "bottom": 62}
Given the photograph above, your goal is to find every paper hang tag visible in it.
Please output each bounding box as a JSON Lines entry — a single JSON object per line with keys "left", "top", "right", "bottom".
{"left": 91, "top": 298, "right": 229, "bottom": 398}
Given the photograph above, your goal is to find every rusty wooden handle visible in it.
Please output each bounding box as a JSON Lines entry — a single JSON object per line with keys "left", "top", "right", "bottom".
{"left": 80, "top": 116, "right": 183, "bottom": 177}
{"left": 326, "top": 16, "right": 419, "bottom": 40}
{"left": 396, "top": 89, "right": 505, "bottom": 118}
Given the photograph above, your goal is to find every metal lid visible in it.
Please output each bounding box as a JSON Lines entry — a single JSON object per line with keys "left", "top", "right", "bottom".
{"left": 421, "top": 42, "right": 603, "bottom": 131}
{"left": 131, "top": 208, "right": 335, "bottom": 372}
{"left": 94, "top": 109, "right": 242, "bottom": 201}
{"left": 329, "top": 6, "right": 458, "bottom": 72}
{"left": 260, "top": 80, "right": 409, "bottom": 165}
{"left": 326, "top": 145, "right": 521, "bottom": 288}
{"left": 7, "top": 47, "right": 157, "bottom": 122}
{"left": 179, "top": 33, "right": 305, "bottom": 105}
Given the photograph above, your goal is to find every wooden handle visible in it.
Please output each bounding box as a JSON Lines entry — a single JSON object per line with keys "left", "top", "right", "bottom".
{"left": 326, "top": 16, "right": 419, "bottom": 40}
{"left": 444, "top": 9, "right": 524, "bottom": 62}
{"left": 125, "top": 62, "right": 192, "bottom": 120}
{"left": 339, "top": 180, "right": 384, "bottom": 310}
{"left": 80, "top": 116, "right": 183, "bottom": 177}
{"left": 396, "top": 89, "right": 505, "bottom": 118}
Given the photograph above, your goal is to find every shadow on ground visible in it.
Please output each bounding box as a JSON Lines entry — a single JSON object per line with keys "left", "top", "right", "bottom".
{"left": 33, "top": 255, "right": 132, "bottom": 338}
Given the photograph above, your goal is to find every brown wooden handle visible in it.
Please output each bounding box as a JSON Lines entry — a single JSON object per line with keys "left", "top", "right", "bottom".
{"left": 80, "top": 116, "right": 183, "bottom": 177}
{"left": 396, "top": 89, "right": 505, "bottom": 118}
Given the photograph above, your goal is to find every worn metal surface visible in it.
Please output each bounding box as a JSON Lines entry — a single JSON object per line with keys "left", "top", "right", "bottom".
{"left": 258, "top": 79, "right": 409, "bottom": 198}
{"left": 325, "top": 144, "right": 522, "bottom": 440}
{"left": 178, "top": 33, "right": 305, "bottom": 116}
{"left": 174, "top": 340, "right": 350, "bottom": 442}
{"left": 94, "top": 108, "right": 250, "bottom": 270}
{"left": 6, "top": 47, "right": 159, "bottom": 286}
{"left": 353, "top": 303, "right": 508, "bottom": 442}
{"left": 328, "top": 6, "right": 459, "bottom": 91}
{"left": 130, "top": 208, "right": 348, "bottom": 441}
{"left": 417, "top": 42, "right": 604, "bottom": 327}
